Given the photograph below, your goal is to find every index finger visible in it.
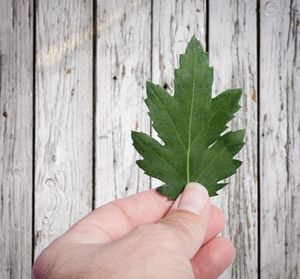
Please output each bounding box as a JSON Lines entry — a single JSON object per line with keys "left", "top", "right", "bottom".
{"left": 66, "top": 189, "right": 173, "bottom": 243}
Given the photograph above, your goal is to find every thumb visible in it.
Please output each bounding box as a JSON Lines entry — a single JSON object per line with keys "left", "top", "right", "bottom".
{"left": 159, "top": 182, "right": 211, "bottom": 259}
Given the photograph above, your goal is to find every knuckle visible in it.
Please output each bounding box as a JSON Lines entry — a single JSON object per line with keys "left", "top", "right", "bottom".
{"left": 161, "top": 211, "right": 204, "bottom": 243}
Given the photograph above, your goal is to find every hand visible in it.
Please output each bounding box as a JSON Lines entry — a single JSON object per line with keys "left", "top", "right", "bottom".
{"left": 33, "top": 183, "right": 235, "bottom": 279}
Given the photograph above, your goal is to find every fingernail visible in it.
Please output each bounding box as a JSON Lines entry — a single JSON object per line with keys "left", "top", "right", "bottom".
{"left": 177, "top": 182, "right": 209, "bottom": 214}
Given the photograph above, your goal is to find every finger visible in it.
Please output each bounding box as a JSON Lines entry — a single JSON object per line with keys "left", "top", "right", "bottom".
{"left": 169, "top": 200, "right": 225, "bottom": 246}
{"left": 203, "top": 206, "right": 225, "bottom": 244}
{"left": 67, "top": 189, "right": 173, "bottom": 243}
{"left": 158, "top": 183, "right": 211, "bottom": 259}
{"left": 191, "top": 236, "right": 236, "bottom": 279}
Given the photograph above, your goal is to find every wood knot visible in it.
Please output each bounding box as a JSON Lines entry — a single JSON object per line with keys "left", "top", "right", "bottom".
{"left": 263, "top": 1, "right": 278, "bottom": 15}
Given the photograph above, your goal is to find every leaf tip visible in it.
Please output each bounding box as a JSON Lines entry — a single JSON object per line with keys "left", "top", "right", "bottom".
{"left": 237, "top": 128, "right": 246, "bottom": 139}
{"left": 146, "top": 80, "right": 153, "bottom": 88}
{"left": 131, "top": 130, "right": 140, "bottom": 141}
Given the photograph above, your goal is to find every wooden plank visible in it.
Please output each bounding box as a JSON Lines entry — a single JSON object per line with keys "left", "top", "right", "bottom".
{"left": 260, "top": 0, "right": 300, "bottom": 277}
{"left": 34, "top": 0, "right": 93, "bottom": 257}
{"left": 0, "top": 0, "right": 33, "bottom": 278}
{"left": 151, "top": 0, "right": 206, "bottom": 188}
{"left": 209, "top": 1, "right": 258, "bottom": 278}
{"left": 95, "top": 0, "right": 151, "bottom": 206}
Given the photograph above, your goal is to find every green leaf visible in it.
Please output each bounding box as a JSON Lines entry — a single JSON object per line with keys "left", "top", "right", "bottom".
{"left": 132, "top": 36, "right": 245, "bottom": 200}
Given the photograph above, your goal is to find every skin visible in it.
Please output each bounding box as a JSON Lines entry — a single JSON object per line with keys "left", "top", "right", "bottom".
{"left": 33, "top": 183, "right": 235, "bottom": 279}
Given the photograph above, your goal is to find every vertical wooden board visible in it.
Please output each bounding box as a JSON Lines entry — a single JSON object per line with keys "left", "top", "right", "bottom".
{"left": 0, "top": 0, "right": 33, "bottom": 278}
{"left": 95, "top": 0, "right": 151, "bottom": 206}
{"left": 260, "top": 0, "right": 300, "bottom": 277}
{"left": 209, "top": 1, "right": 258, "bottom": 278}
{"left": 35, "top": 0, "right": 93, "bottom": 257}
{"left": 151, "top": 0, "right": 206, "bottom": 187}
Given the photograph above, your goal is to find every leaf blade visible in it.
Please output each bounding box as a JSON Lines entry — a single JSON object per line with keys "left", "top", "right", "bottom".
{"left": 132, "top": 36, "right": 245, "bottom": 200}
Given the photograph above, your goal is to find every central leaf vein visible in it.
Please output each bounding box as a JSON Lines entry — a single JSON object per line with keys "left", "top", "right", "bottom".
{"left": 186, "top": 47, "right": 196, "bottom": 183}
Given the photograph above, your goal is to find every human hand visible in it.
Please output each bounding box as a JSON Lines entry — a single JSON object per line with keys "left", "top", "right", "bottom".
{"left": 33, "top": 183, "right": 235, "bottom": 279}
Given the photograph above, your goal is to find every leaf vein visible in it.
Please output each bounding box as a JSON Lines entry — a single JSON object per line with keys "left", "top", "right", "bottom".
{"left": 151, "top": 89, "right": 187, "bottom": 152}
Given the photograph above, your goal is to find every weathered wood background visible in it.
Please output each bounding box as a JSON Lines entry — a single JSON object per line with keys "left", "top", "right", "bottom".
{"left": 0, "top": 0, "right": 299, "bottom": 278}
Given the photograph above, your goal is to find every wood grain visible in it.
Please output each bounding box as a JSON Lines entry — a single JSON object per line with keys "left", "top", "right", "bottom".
{"left": 95, "top": 0, "right": 151, "bottom": 206}
{"left": 209, "top": 1, "right": 258, "bottom": 278}
{"left": 260, "top": 0, "right": 300, "bottom": 277}
{"left": 34, "top": 0, "right": 93, "bottom": 257}
{"left": 0, "top": 0, "right": 33, "bottom": 278}
{"left": 151, "top": 0, "right": 206, "bottom": 188}
{"left": 1, "top": 0, "right": 300, "bottom": 277}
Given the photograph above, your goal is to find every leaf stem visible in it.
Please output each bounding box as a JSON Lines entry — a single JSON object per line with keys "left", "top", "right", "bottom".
{"left": 187, "top": 45, "right": 196, "bottom": 183}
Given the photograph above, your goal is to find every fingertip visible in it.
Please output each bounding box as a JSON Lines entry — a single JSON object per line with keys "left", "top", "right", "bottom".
{"left": 185, "top": 182, "right": 209, "bottom": 196}
{"left": 214, "top": 236, "right": 236, "bottom": 265}
{"left": 203, "top": 206, "right": 226, "bottom": 244}
{"left": 191, "top": 236, "right": 236, "bottom": 279}
{"left": 177, "top": 183, "right": 210, "bottom": 214}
